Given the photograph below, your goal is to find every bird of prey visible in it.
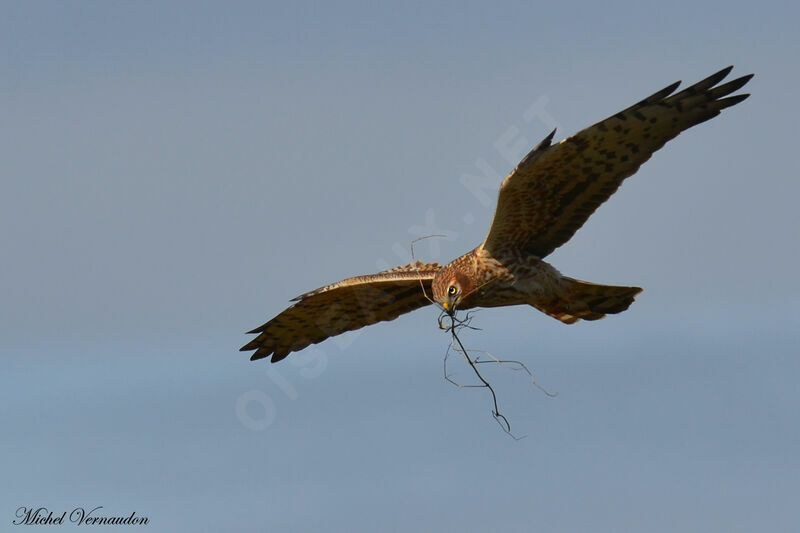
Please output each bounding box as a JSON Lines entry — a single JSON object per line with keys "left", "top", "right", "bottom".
{"left": 241, "top": 66, "right": 752, "bottom": 363}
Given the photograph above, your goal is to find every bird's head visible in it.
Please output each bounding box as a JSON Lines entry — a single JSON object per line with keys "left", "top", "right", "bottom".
{"left": 432, "top": 267, "right": 472, "bottom": 315}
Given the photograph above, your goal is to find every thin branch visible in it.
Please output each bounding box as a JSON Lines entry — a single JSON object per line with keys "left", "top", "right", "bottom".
{"left": 441, "top": 310, "right": 558, "bottom": 437}
{"left": 410, "top": 234, "right": 447, "bottom": 263}
{"left": 442, "top": 312, "right": 521, "bottom": 438}
{"left": 438, "top": 309, "right": 482, "bottom": 331}
{"left": 468, "top": 350, "right": 557, "bottom": 398}
{"left": 409, "top": 234, "right": 446, "bottom": 309}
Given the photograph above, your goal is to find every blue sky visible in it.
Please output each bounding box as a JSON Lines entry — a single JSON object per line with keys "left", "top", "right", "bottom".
{"left": 2, "top": 2, "right": 799, "bottom": 531}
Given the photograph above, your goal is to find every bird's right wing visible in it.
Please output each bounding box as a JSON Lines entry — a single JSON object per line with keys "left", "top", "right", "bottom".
{"left": 240, "top": 261, "right": 441, "bottom": 362}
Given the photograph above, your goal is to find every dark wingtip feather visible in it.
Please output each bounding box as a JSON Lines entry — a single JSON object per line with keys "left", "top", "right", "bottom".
{"left": 734, "top": 72, "right": 754, "bottom": 86}
{"left": 638, "top": 80, "right": 681, "bottom": 106}
{"left": 716, "top": 93, "right": 750, "bottom": 109}
{"left": 518, "top": 128, "right": 557, "bottom": 168}
{"left": 249, "top": 350, "right": 268, "bottom": 361}
{"left": 532, "top": 128, "right": 557, "bottom": 151}
{"left": 269, "top": 351, "right": 289, "bottom": 363}
{"left": 240, "top": 337, "right": 259, "bottom": 351}
{"left": 706, "top": 65, "right": 735, "bottom": 85}
{"left": 710, "top": 74, "right": 754, "bottom": 99}
{"left": 666, "top": 66, "right": 738, "bottom": 104}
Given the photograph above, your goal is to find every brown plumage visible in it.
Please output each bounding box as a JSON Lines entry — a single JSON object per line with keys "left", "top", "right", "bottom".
{"left": 242, "top": 66, "right": 752, "bottom": 362}
{"left": 241, "top": 262, "right": 441, "bottom": 362}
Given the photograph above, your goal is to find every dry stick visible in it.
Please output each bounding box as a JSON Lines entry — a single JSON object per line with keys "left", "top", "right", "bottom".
{"left": 410, "top": 234, "right": 446, "bottom": 263}
{"left": 445, "top": 347, "right": 557, "bottom": 398}
{"left": 464, "top": 350, "right": 557, "bottom": 398}
{"left": 410, "top": 234, "right": 446, "bottom": 307}
{"left": 443, "top": 311, "right": 521, "bottom": 438}
{"left": 408, "top": 235, "right": 548, "bottom": 435}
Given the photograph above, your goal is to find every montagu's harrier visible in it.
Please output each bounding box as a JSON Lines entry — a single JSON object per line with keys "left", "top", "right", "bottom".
{"left": 241, "top": 66, "right": 752, "bottom": 362}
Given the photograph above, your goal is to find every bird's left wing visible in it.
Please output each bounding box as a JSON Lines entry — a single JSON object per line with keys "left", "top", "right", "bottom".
{"left": 481, "top": 66, "right": 753, "bottom": 259}
{"left": 240, "top": 261, "right": 441, "bottom": 362}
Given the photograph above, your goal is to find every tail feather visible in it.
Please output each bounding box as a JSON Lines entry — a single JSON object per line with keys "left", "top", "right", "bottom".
{"left": 534, "top": 277, "right": 642, "bottom": 324}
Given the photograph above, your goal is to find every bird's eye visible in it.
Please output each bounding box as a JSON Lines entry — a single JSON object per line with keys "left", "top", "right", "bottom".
{"left": 448, "top": 286, "right": 457, "bottom": 295}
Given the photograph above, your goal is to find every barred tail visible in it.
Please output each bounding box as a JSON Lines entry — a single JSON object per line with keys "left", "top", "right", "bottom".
{"left": 533, "top": 277, "right": 643, "bottom": 324}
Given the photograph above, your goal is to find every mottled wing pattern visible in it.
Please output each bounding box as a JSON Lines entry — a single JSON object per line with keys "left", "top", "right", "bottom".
{"left": 240, "top": 261, "right": 441, "bottom": 362}
{"left": 482, "top": 66, "right": 752, "bottom": 258}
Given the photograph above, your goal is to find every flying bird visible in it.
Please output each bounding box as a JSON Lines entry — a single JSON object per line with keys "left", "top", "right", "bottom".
{"left": 241, "top": 66, "right": 752, "bottom": 363}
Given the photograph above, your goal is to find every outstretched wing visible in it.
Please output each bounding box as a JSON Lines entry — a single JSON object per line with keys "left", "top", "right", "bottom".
{"left": 240, "top": 261, "right": 441, "bottom": 362}
{"left": 481, "top": 66, "right": 753, "bottom": 258}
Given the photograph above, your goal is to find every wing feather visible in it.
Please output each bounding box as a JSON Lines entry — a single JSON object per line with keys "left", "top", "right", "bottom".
{"left": 240, "top": 261, "right": 441, "bottom": 362}
{"left": 481, "top": 66, "right": 753, "bottom": 258}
